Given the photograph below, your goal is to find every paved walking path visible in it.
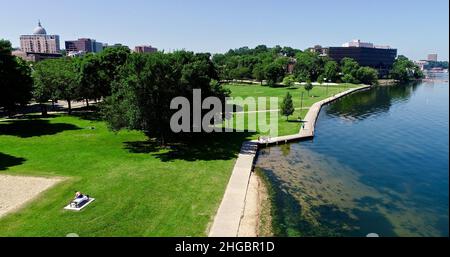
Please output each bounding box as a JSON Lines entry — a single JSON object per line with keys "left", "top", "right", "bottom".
{"left": 208, "top": 84, "right": 371, "bottom": 237}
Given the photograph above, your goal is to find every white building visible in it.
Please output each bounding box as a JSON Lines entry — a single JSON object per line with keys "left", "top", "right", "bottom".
{"left": 342, "top": 39, "right": 374, "bottom": 48}
{"left": 20, "top": 21, "right": 60, "bottom": 54}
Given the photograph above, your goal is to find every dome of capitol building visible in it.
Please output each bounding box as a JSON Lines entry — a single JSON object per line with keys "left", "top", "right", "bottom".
{"left": 33, "top": 21, "right": 47, "bottom": 35}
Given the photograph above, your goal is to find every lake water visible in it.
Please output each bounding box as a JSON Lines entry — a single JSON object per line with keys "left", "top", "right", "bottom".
{"left": 255, "top": 75, "right": 449, "bottom": 237}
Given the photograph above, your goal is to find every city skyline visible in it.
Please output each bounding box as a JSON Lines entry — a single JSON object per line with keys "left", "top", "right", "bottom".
{"left": 1, "top": 0, "right": 449, "bottom": 61}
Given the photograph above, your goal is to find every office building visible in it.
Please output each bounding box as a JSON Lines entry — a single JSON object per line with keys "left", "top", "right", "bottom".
{"left": 65, "top": 38, "right": 104, "bottom": 54}
{"left": 327, "top": 40, "right": 398, "bottom": 77}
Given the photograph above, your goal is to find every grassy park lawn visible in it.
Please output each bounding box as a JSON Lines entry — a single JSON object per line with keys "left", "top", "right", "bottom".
{"left": 0, "top": 83, "right": 357, "bottom": 236}
{"left": 0, "top": 114, "right": 251, "bottom": 236}
{"left": 224, "top": 83, "right": 358, "bottom": 136}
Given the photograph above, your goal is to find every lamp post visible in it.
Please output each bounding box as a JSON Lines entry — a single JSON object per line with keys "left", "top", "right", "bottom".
{"left": 300, "top": 92, "right": 304, "bottom": 111}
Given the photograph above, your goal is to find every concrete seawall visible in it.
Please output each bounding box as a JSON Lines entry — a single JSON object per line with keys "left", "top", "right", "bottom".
{"left": 208, "top": 85, "right": 372, "bottom": 237}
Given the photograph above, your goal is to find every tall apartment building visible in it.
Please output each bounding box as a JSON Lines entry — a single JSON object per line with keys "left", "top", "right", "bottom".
{"left": 20, "top": 21, "right": 60, "bottom": 54}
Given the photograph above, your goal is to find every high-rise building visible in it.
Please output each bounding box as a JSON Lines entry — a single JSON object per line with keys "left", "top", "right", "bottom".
{"left": 20, "top": 21, "right": 60, "bottom": 54}
{"left": 134, "top": 45, "right": 158, "bottom": 53}
{"left": 427, "top": 54, "right": 438, "bottom": 62}
{"left": 65, "top": 38, "right": 104, "bottom": 54}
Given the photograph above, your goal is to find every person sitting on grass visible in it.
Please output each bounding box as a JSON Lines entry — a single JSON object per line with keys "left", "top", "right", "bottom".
{"left": 74, "top": 191, "right": 84, "bottom": 199}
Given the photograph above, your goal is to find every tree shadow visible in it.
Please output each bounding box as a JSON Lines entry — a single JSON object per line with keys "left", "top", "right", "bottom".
{"left": 70, "top": 108, "right": 103, "bottom": 121}
{"left": 124, "top": 131, "right": 255, "bottom": 162}
{"left": 0, "top": 152, "right": 26, "bottom": 170}
{"left": 0, "top": 119, "right": 81, "bottom": 138}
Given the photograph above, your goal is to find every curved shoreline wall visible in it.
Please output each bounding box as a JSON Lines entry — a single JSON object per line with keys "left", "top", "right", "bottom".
{"left": 208, "top": 84, "right": 372, "bottom": 237}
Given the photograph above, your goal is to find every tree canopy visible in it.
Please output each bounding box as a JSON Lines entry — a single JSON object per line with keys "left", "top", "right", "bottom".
{"left": 0, "top": 39, "right": 33, "bottom": 116}
{"left": 390, "top": 55, "right": 424, "bottom": 82}
{"left": 102, "top": 51, "right": 229, "bottom": 144}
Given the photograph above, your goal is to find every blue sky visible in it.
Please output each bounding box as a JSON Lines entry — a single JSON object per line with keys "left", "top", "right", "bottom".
{"left": 1, "top": 0, "right": 448, "bottom": 60}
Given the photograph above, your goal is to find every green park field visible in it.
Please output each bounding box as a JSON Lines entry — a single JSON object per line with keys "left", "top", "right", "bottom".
{"left": 0, "top": 83, "right": 356, "bottom": 236}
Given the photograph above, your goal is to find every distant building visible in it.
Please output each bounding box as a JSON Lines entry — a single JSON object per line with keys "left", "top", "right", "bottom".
{"left": 327, "top": 40, "right": 398, "bottom": 77}
{"left": 134, "top": 45, "right": 158, "bottom": 53}
{"left": 414, "top": 60, "right": 429, "bottom": 71}
{"left": 65, "top": 38, "right": 103, "bottom": 54}
{"left": 427, "top": 54, "right": 438, "bottom": 62}
{"left": 306, "top": 45, "right": 329, "bottom": 56}
{"left": 103, "top": 43, "right": 130, "bottom": 50}
{"left": 20, "top": 21, "right": 60, "bottom": 54}
{"left": 12, "top": 50, "right": 62, "bottom": 62}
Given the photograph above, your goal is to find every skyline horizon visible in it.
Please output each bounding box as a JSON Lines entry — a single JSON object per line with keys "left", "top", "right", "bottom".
{"left": 1, "top": 0, "right": 448, "bottom": 61}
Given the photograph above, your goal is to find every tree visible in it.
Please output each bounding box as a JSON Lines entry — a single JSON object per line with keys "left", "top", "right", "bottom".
{"left": 293, "top": 51, "right": 324, "bottom": 82}
{"left": 0, "top": 39, "right": 33, "bottom": 117}
{"left": 33, "top": 58, "right": 79, "bottom": 114}
{"left": 281, "top": 92, "right": 294, "bottom": 120}
{"left": 265, "top": 62, "right": 285, "bottom": 87}
{"left": 323, "top": 60, "right": 339, "bottom": 82}
{"left": 356, "top": 66, "right": 379, "bottom": 85}
{"left": 252, "top": 64, "right": 265, "bottom": 85}
{"left": 304, "top": 80, "right": 314, "bottom": 96}
{"left": 103, "top": 51, "right": 229, "bottom": 145}
{"left": 341, "top": 58, "right": 360, "bottom": 76}
{"left": 283, "top": 75, "right": 296, "bottom": 88}
{"left": 33, "top": 60, "right": 57, "bottom": 116}
{"left": 390, "top": 55, "right": 424, "bottom": 82}
{"left": 340, "top": 57, "right": 360, "bottom": 83}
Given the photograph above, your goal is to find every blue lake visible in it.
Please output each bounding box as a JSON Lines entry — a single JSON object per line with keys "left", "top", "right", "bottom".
{"left": 255, "top": 75, "right": 449, "bottom": 237}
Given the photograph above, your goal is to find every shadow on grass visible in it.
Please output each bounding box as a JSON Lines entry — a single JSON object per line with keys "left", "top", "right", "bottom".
{"left": 0, "top": 152, "right": 26, "bottom": 170}
{"left": 124, "top": 131, "right": 255, "bottom": 162}
{"left": 71, "top": 108, "right": 103, "bottom": 121}
{"left": 0, "top": 119, "right": 81, "bottom": 138}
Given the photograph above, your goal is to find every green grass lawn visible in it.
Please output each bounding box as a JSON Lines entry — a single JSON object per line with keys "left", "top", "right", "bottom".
{"left": 0, "top": 114, "right": 252, "bottom": 236}
{"left": 224, "top": 83, "right": 358, "bottom": 137}
{"left": 0, "top": 83, "right": 357, "bottom": 236}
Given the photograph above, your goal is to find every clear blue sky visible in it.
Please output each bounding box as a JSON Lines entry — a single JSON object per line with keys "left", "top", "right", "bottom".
{"left": 1, "top": 0, "right": 448, "bottom": 60}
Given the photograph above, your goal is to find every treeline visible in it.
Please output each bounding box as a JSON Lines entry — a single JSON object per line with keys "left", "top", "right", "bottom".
{"left": 0, "top": 39, "right": 227, "bottom": 143}
{"left": 212, "top": 45, "right": 379, "bottom": 86}
{"left": 0, "top": 40, "right": 33, "bottom": 117}
{"left": 424, "top": 60, "right": 448, "bottom": 70}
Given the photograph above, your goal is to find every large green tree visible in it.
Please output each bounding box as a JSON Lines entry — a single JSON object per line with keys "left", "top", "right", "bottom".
{"left": 33, "top": 59, "right": 57, "bottom": 116}
{"left": 323, "top": 60, "right": 339, "bottom": 82}
{"left": 0, "top": 39, "right": 33, "bottom": 117}
{"left": 356, "top": 66, "right": 379, "bottom": 85}
{"left": 32, "top": 58, "right": 79, "bottom": 114}
{"left": 340, "top": 58, "right": 360, "bottom": 83}
{"left": 265, "top": 62, "right": 285, "bottom": 87}
{"left": 390, "top": 55, "right": 424, "bottom": 82}
{"left": 293, "top": 51, "right": 324, "bottom": 82}
{"left": 103, "top": 51, "right": 229, "bottom": 144}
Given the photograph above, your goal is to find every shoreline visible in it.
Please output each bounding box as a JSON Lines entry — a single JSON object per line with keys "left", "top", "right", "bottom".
{"left": 209, "top": 84, "right": 372, "bottom": 237}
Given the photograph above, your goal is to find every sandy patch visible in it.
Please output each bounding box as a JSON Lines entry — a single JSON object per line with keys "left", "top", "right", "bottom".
{"left": 0, "top": 174, "right": 61, "bottom": 218}
{"left": 238, "top": 172, "right": 272, "bottom": 237}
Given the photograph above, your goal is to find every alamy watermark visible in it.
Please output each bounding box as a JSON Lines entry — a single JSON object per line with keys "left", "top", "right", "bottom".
{"left": 170, "top": 89, "right": 279, "bottom": 137}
